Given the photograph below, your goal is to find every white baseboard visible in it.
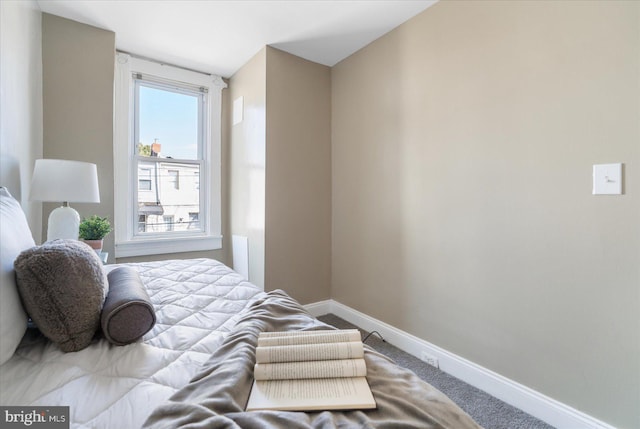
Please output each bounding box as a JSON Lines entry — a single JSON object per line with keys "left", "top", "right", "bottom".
{"left": 305, "top": 299, "right": 615, "bottom": 429}
{"left": 303, "top": 299, "right": 332, "bottom": 317}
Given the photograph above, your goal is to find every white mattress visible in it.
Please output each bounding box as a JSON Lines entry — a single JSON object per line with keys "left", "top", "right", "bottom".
{"left": 0, "top": 258, "right": 264, "bottom": 428}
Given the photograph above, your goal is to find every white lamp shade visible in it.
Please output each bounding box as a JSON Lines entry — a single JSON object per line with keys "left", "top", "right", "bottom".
{"left": 30, "top": 159, "right": 100, "bottom": 203}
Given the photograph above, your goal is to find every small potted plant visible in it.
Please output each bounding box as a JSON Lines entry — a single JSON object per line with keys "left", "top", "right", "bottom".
{"left": 79, "top": 215, "right": 112, "bottom": 254}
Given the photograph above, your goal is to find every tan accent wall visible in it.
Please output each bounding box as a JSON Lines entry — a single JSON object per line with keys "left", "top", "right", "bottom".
{"left": 0, "top": 0, "right": 42, "bottom": 240}
{"left": 229, "top": 47, "right": 331, "bottom": 302}
{"left": 42, "top": 14, "right": 115, "bottom": 256}
{"left": 42, "top": 14, "right": 231, "bottom": 265}
{"left": 230, "top": 48, "right": 267, "bottom": 288}
{"left": 265, "top": 47, "right": 332, "bottom": 304}
{"left": 331, "top": 1, "right": 639, "bottom": 427}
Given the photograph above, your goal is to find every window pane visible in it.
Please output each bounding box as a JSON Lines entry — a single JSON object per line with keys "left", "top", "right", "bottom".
{"left": 139, "top": 179, "right": 151, "bottom": 191}
{"left": 138, "top": 215, "right": 147, "bottom": 233}
{"left": 168, "top": 170, "right": 179, "bottom": 189}
{"left": 188, "top": 212, "right": 200, "bottom": 230}
{"left": 138, "top": 84, "right": 199, "bottom": 160}
{"left": 137, "top": 160, "right": 201, "bottom": 233}
{"left": 138, "top": 167, "right": 152, "bottom": 190}
{"left": 163, "top": 215, "right": 174, "bottom": 232}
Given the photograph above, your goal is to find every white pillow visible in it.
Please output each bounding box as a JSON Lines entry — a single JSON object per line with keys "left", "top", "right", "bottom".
{"left": 0, "top": 187, "right": 35, "bottom": 365}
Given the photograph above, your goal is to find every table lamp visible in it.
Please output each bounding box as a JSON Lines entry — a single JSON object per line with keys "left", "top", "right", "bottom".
{"left": 30, "top": 159, "right": 100, "bottom": 241}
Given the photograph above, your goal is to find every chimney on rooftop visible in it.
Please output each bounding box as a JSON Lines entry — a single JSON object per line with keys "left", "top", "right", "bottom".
{"left": 151, "top": 138, "right": 161, "bottom": 157}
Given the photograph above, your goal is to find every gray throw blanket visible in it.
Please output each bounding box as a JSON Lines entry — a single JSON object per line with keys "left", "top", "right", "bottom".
{"left": 143, "top": 290, "right": 482, "bottom": 429}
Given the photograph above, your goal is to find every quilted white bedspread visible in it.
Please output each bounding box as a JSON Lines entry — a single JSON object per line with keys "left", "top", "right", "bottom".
{"left": 0, "top": 258, "right": 264, "bottom": 429}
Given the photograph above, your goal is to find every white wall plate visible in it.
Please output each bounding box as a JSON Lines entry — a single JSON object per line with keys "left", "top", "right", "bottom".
{"left": 593, "top": 163, "right": 622, "bottom": 195}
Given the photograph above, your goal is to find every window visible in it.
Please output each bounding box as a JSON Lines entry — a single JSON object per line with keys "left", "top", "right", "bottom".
{"left": 188, "top": 212, "right": 200, "bottom": 230}
{"left": 114, "top": 53, "right": 226, "bottom": 257}
{"left": 138, "top": 178, "right": 152, "bottom": 190}
{"left": 167, "top": 170, "right": 179, "bottom": 190}
{"left": 138, "top": 167, "right": 152, "bottom": 190}
{"left": 163, "top": 215, "right": 175, "bottom": 232}
{"left": 138, "top": 215, "right": 147, "bottom": 232}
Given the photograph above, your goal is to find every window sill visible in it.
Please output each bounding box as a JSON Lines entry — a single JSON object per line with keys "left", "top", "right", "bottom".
{"left": 115, "top": 235, "right": 222, "bottom": 258}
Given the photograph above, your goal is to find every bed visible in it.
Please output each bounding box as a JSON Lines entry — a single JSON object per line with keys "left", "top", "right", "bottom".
{"left": 0, "top": 187, "right": 481, "bottom": 429}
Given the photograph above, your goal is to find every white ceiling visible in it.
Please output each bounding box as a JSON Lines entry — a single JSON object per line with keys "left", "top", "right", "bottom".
{"left": 37, "top": 0, "right": 437, "bottom": 78}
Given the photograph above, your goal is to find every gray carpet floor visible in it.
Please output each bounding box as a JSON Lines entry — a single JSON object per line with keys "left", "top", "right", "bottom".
{"left": 317, "top": 314, "right": 554, "bottom": 429}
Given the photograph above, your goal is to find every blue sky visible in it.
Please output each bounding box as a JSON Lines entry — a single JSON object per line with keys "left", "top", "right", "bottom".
{"left": 138, "top": 85, "right": 199, "bottom": 160}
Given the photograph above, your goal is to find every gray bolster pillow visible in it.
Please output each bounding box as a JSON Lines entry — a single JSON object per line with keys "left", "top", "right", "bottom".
{"left": 102, "top": 266, "right": 156, "bottom": 346}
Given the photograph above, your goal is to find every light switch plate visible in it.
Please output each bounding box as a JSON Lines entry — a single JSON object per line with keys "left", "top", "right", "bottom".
{"left": 593, "top": 163, "right": 622, "bottom": 195}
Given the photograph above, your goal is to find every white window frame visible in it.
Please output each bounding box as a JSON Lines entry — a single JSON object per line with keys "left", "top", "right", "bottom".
{"left": 114, "top": 52, "right": 226, "bottom": 258}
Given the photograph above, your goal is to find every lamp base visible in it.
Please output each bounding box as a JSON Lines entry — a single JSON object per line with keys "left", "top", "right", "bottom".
{"left": 47, "top": 205, "right": 80, "bottom": 241}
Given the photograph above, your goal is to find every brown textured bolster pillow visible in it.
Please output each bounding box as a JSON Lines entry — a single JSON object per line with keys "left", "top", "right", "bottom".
{"left": 101, "top": 266, "right": 156, "bottom": 346}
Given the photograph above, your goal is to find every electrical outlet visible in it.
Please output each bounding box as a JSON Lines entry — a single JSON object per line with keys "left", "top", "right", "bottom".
{"left": 420, "top": 351, "right": 439, "bottom": 368}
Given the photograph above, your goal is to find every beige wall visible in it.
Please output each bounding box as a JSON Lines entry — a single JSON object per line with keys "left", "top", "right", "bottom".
{"left": 42, "top": 14, "right": 115, "bottom": 258}
{"left": 229, "top": 47, "right": 332, "bottom": 302}
{"left": 0, "top": 0, "right": 43, "bottom": 240}
{"left": 42, "top": 14, "right": 231, "bottom": 265}
{"left": 230, "top": 48, "right": 267, "bottom": 288}
{"left": 331, "top": 1, "right": 639, "bottom": 428}
{"left": 34, "top": 3, "right": 638, "bottom": 425}
{"left": 265, "top": 47, "right": 331, "bottom": 304}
